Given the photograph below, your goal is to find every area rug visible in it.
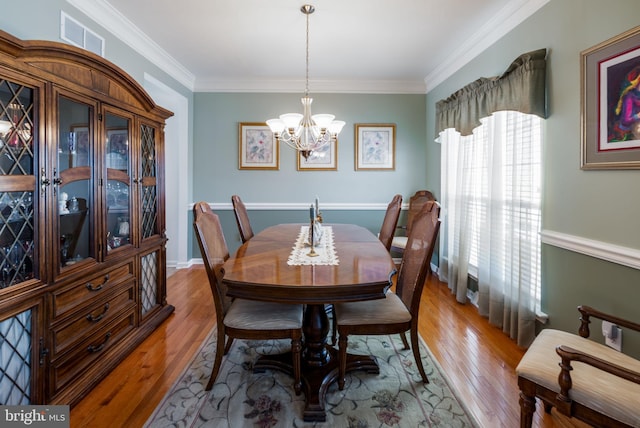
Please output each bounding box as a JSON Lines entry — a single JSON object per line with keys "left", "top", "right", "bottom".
{"left": 144, "top": 328, "right": 479, "bottom": 427}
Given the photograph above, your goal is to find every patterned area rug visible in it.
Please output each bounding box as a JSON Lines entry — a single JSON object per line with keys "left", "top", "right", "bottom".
{"left": 145, "top": 328, "right": 478, "bottom": 427}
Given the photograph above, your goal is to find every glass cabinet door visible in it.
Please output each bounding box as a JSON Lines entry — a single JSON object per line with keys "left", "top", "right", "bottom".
{"left": 0, "top": 80, "right": 36, "bottom": 289}
{"left": 140, "top": 123, "right": 160, "bottom": 240}
{"left": 57, "top": 96, "right": 94, "bottom": 269}
{"left": 105, "top": 113, "right": 130, "bottom": 253}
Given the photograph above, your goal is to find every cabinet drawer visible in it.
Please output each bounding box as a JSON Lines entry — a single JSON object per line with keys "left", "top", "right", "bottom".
{"left": 52, "top": 263, "right": 134, "bottom": 317}
{"left": 51, "top": 282, "right": 136, "bottom": 357}
{"left": 49, "top": 308, "right": 135, "bottom": 395}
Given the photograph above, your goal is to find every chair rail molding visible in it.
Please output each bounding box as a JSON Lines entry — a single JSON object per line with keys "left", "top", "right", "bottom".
{"left": 203, "top": 202, "right": 410, "bottom": 211}
{"left": 541, "top": 229, "right": 640, "bottom": 270}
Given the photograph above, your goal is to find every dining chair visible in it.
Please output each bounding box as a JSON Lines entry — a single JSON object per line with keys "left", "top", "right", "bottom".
{"left": 390, "top": 190, "right": 436, "bottom": 256}
{"left": 333, "top": 201, "right": 441, "bottom": 390}
{"left": 193, "top": 201, "right": 303, "bottom": 393}
{"left": 329, "top": 193, "right": 403, "bottom": 345}
{"left": 231, "top": 194, "right": 254, "bottom": 243}
{"left": 378, "top": 194, "right": 403, "bottom": 251}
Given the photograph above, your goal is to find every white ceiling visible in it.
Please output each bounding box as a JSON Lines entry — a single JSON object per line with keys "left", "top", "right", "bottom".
{"left": 72, "top": 0, "right": 548, "bottom": 93}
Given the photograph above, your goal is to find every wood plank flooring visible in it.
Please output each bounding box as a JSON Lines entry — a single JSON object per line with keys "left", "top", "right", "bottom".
{"left": 69, "top": 266, "right": 587, "bottom": 427}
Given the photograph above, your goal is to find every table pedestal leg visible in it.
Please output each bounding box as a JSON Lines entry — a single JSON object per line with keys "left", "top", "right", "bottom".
{"left": 253, "top": 304, "right": 379, "bottom": 422}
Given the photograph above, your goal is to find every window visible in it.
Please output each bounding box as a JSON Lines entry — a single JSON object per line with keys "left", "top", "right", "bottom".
{"left": 439, "top": 111, "right": 543, "bottom": 341}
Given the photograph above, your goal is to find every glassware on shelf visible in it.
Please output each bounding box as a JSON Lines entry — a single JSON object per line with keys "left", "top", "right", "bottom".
{"left": 68, "top": 197, "right": 79, "bottom": 212}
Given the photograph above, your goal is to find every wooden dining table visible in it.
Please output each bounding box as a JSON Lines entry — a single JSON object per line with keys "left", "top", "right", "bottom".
{"left": 222, "top": 223, "right": 396, "bottom": 422}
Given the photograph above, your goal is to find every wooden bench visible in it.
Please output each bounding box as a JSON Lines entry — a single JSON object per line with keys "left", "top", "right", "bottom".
{"left": 516, "top": 305, "right": 640, "bottom": 427}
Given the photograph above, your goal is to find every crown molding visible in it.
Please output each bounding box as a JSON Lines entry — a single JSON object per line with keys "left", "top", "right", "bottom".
{"left": 66, "top": 0, "right": 196, "bottom": 90}
{"left": 194, "top": 77, "right": 427, "bottom": 94}
{"left": 424, "top": 0, "right": 550, "bottom": 92}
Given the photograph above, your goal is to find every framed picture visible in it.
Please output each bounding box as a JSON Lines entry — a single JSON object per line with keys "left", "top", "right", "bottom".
{"left": 238, "top": 122, "right": 279, "bottom": 170}
{"left": 106, "top": 128, "right": 128, "bottom": 153}
{"left": 296, "top": 139, "right": 337, "bottom": 171}
{"left": 69, "top": 124, "right": 90, "bottom": 167}
{"left": 106, "top": 128, "right": 129, "bottom": 170}
{"left": 354, "top": 123, "right": 396, "bottom": 170}
{"left": 581, "top": 25, "right": 640, "bottom": 169}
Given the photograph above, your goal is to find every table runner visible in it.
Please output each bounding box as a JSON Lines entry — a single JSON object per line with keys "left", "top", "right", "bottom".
{"left": 287, "top": 225, "right": 339, "bottom": 265}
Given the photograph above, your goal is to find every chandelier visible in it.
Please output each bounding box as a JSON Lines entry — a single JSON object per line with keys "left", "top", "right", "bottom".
{"left": 266, "top": 4, "right": 345, "bottom": 160}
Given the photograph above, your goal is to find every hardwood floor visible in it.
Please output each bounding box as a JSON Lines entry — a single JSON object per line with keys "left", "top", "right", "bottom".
{"left": 70, "top": 266, "right": 587, "bottom": 427}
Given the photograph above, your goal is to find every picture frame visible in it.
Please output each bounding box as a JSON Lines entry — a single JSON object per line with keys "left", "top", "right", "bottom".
{"left": 106, "top": 128, "right": 129, "bottom": 170}
{"left": 238, "top": 122, "right": 279, "bottom": 170}
{"left": 296, "top": 139, "right": 337, "bottom": 171}
{"left": 69, "top": 124, "right": 90, "bottom": 167}
{"left": 581, "top": 25, "right": 640, "bottom": 169}
{"left": 106, "top": 128, "right": 128, "bottom": 153}
{"left": 354, "top": 123, "right": 396, "bottom": 170}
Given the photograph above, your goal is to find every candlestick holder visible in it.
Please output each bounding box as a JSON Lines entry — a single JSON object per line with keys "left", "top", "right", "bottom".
{"left": 307, "top": 218, "right": 319, "bottom": 257}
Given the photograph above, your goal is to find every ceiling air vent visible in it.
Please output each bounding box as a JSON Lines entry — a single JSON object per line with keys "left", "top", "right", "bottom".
{"left": 60, "top": 11, "right": 104, "bottom": 57}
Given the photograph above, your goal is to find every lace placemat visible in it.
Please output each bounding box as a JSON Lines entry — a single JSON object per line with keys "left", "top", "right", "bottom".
{"left": 287, "top": 225, "right": 339, "bottom": 266}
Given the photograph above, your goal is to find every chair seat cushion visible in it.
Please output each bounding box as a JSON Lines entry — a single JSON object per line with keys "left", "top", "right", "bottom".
{"left": 516, "top": 328, "right": 640, "bottom": 426}
{"left": 225, "top": 299, "right": 303, "bottom": 330}
{"left": 390, "top": 236, "right": 407, "bottom": 250}
{"left": 334, "top": 291, "right": 411, "bottom": 326}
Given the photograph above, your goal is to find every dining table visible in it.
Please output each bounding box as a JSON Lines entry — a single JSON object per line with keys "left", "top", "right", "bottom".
{"left": 222, "top": 222, "right": 396, "bottom": 422}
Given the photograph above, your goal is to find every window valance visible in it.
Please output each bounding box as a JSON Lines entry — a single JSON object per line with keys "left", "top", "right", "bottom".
{"left": 435, "top": 48, "right": 547, "bottom": 136}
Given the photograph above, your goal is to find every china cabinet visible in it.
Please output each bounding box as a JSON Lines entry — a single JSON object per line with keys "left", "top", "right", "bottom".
{"left": 0, "top": 30, "right": 173, "bottom": 406}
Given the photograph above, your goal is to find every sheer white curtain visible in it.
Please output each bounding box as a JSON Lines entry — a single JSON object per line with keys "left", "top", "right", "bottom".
{"left": 439, "top": 111, "right": 542, "bottom": 347}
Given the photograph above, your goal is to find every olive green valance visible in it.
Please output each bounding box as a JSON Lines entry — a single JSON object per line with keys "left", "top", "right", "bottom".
{"left": 435, "top": 48, "right": 547, "bottom": 136}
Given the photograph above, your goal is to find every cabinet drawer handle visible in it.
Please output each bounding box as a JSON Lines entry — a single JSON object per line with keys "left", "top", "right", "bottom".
{"left": 86, "top": 303, "right": 110, "bottom": 323}
{"left": 85, "top": 274, "right": 110, "bottom": 291}
{"left": 87, "top": 332, "right": 111, "bottom": 353}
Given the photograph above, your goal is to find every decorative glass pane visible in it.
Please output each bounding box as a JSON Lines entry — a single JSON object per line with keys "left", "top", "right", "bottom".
{"left": 141, "top": 252, "right": 157, "bottom": 314}
{"left": 0, "top": 309, "right": 32, "bottom": 404}
{"left": 0, "top": 192, "right": 34, "bottom": 289}
{"left": 58, "top": 97, "right": 92, "bottom": 267}
{"left": 0, "top": 81, "right": 34, "bottom": 176}
{"left": 141, "top": 125, "right": 157, "bottom": 239}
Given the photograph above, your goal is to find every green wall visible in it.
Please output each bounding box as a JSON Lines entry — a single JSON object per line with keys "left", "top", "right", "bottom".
{"left": 193, "top": 92, "right": 427, "bottom": 203}
{"left": 192, "top": 92, "right": 428, "bottom": 254}
{"left": 426, "top": 0, "right": 640, "bottom": 357}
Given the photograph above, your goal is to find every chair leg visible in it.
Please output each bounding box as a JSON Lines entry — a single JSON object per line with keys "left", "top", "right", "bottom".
{"left": 519, "top": 390, "right": 536, "bottom": 428}
{"left": 399, "top": 331, "right": 409, "bottom": 350}
{"left": 224, "top": 336, "right": 234, "bottom": 354}
{"left": 291, "top": 337, "right": 302, "bottom": 395}
{"left": 206, "top": 326, "right": 227, "bottom": 391}
{"left": 410, "top": 327, "right": 429, "bottom": 383}
{"left": 338, "top": 334, "right": 348, "bottom": 390}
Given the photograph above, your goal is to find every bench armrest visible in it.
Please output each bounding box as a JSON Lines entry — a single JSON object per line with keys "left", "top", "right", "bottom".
{"left": 577, "top": 305, "right": 640, "bottom": 338}
{"left": 554, "top": 344, "right": 640, "bottom": 415}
